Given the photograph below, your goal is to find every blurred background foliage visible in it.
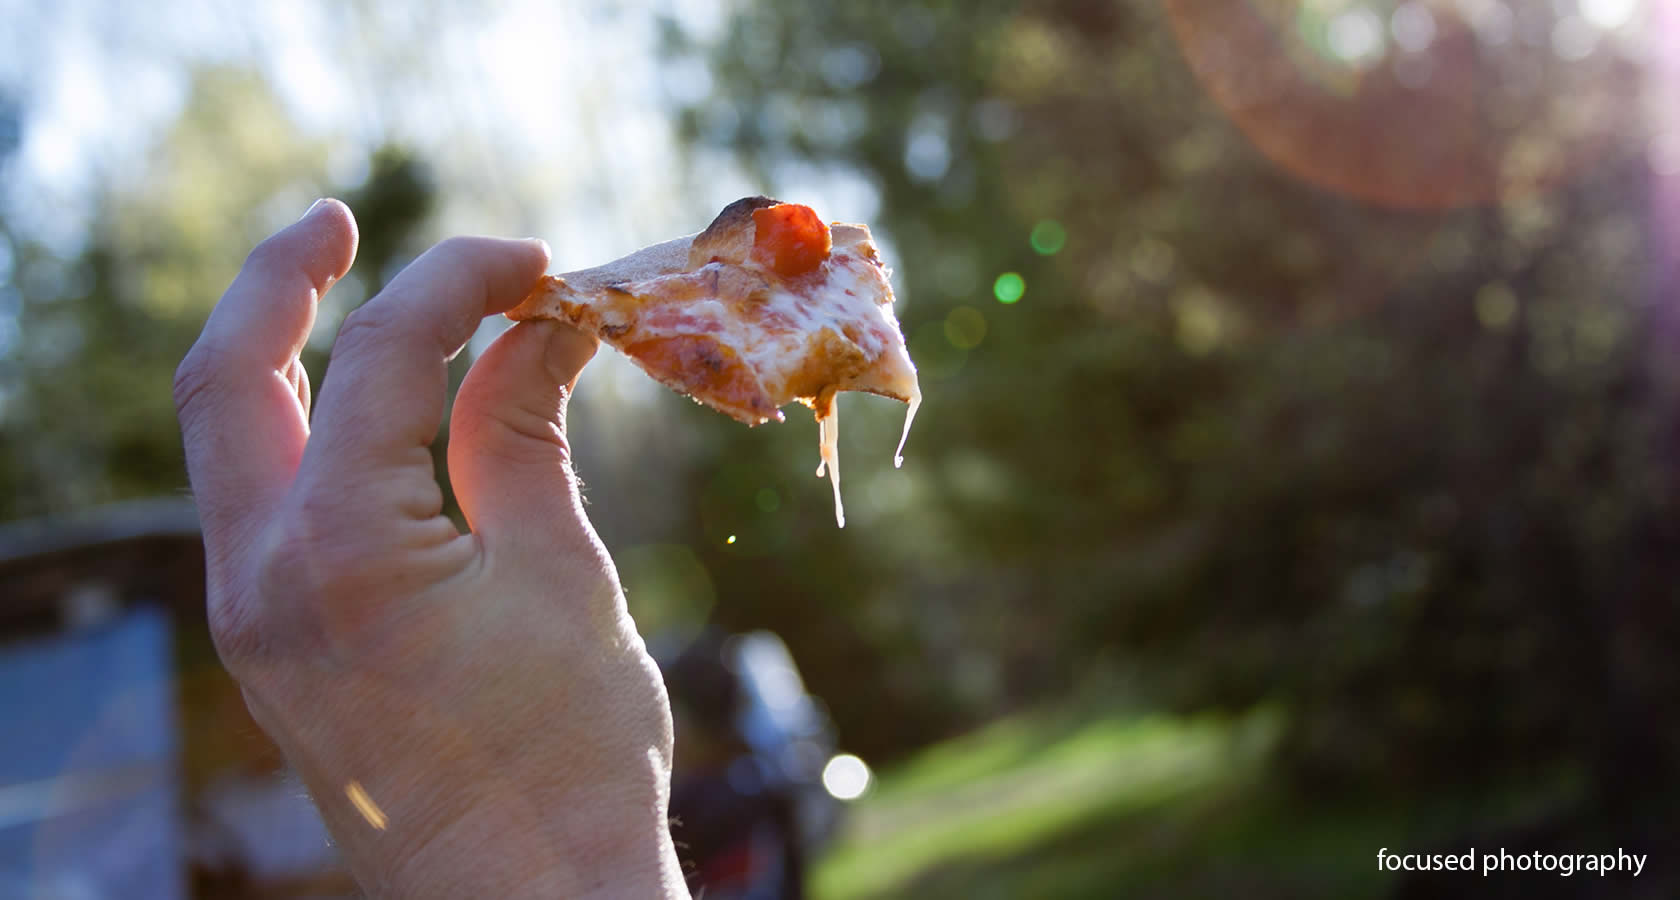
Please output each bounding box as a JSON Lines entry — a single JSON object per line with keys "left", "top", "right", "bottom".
{"left": 4, "top": 0, "right": 1679, "bottom": 895}
{"left": 665, "top": 0, "right": 1680, "bottom": 807}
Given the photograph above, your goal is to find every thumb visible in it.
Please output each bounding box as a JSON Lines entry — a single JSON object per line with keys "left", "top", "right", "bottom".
{"left": 447, "top": 319, "right": 601, "bottom": 556}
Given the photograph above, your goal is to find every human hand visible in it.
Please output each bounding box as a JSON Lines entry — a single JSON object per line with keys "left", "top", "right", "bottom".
{"left": 173, "top": 200, "right": 686, "bottom": 898}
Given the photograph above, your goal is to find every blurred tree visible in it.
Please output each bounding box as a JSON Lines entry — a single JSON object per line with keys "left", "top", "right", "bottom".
{"left": 669, "top": 0, "right": 1680, "bottom": 818}
{"left": 0, "top": 68, "right": 435, "bottom": 522}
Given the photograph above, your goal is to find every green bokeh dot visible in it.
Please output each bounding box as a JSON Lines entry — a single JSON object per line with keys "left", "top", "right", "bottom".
{"left": 993, "top": 272, "right": 1025, "bottom": 304}
{"left": 1030, "top": 220, "right": 1067, "bottom": 255}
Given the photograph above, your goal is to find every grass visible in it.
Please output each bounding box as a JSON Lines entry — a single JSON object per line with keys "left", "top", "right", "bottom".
{"left": 810, "top": 702, "right": 1440, "bottom": 900}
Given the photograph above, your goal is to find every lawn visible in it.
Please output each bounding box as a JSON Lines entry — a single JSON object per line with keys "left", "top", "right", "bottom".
{"left": 810, "top": 703, "right": 1409, "bottom": 900}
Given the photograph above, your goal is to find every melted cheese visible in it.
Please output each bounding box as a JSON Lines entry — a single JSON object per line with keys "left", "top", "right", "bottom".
{"left": 895, "top": 384, "right": 921, "bottom": 469}
{"left": 667, "top": 248, "right": 915, "bottom": 528}
{"left": 815, "top": 400, "right": 844, "bottom": 528}
{"left": 514, "top": 212, "right": 920, "bottom": 528}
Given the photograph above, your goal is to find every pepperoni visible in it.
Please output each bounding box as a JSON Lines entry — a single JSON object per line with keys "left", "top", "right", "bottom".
{"left": 752, "top": 204, "right": 832, "bottom": 278}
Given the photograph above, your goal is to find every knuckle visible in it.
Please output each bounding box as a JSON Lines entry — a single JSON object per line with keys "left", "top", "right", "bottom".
{"left": 474, "top": 404, "right": 572, "bottom": 462}
{"left": 432, "top": 235, "right": 480, "bottom": 262}
{"left": 241, "top": 232, "right": 293, "bottom": 278}
{"left": 206, "top": 590, "right": 267, "bottom": 667}
{"left": 201, "top": 524, "right": 285, "bottom": 667}
{"left": 172, "top": 344, "right": 224, "bottom": 431}
{"left": 330, "top": 302, "right": 394, "bottom": 358}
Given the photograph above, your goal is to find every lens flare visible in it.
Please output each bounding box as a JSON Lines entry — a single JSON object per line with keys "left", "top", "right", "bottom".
{"left": 1163, "top": 0, "right": 1641, "bottom": 209}
{"left": 345, "top": 781, "right": 388, "bottom": 830}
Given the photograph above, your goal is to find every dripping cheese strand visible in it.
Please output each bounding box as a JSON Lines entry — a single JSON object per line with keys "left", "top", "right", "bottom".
{"left": 815, "top": 400, "right": 844, "bottom": 528}
{"left": 894, "top": 384, "right": 921, "bottom": 469}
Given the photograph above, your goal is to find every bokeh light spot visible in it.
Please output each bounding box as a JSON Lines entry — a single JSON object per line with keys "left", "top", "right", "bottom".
{"left": 1472, "top": 2, "right": 1515, "bottom": 46}
{"left": 1581, "top": 0, "right": 1638, "bottom": 31}
{"left": 993, "top": 272, "right": 1025, "bottom": 304}
{"left": 1390, "top": 3, "right": 1436, "bottom": 53}
{"left": 1551, "top": 16, "right": 1597, "bottom": 60}
{"left": 822, "top": 754, "right": 872, "bottom": 800}
{"left": 1327, "top": 8, "right": 1386, "bottom": 65}
{"left": 1475, "top": 283, "right": 1518, "bottom": 330}
{"left": 911, "top": 322, "right": 967, "bottom": 379}
{"left": 726, "top": 534, "right": 737, "bottom": 545}
{"left": 1173, "top": 288, "right": 1225, "bottom": 356}
{"left": 905, "top": 113, "right": 952, "bottom": 181}
{"left": 944, "top": 306, "right": 987, "bottom": 349}
{"left": 1030, "top": 220, "right": 1067, "bottom": 255}
{"left": 820, "top": 43, "right": 881, "bottom": 89}
{"left": 1130, "top": 238, "right": 1176, "bottom": 284}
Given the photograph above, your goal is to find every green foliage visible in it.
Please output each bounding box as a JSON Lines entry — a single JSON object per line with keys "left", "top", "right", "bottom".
{"left": 811, "top": 703, "right": 1413, "bottom": 900}
{"left": 0, "top": 69, "right": 434, "bottom": 522}
{"left": 670, "top": 0, "right": 1680, "bottom": 809}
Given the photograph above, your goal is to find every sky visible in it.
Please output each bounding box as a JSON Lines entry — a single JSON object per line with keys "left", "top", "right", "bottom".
{"left": 0, "top": 0, "right": 890, "bottom": 255}
{"left": 0, "top": 0, "right": 898, "bottom": 385}
{"left": 1, "top": 0, "right": 729, "bottom": 256}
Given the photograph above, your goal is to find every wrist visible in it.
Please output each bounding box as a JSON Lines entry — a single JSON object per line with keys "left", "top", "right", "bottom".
{"left": 277, "top": 729, "right": 686, "bottom": 899}
{"left": 389, "top": 788, "right": 686, "bottom": 899}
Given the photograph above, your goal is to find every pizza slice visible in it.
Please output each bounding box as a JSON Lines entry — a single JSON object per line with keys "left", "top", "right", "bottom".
{"left": 507, "top": 196, "right": 922, "bottom": 527}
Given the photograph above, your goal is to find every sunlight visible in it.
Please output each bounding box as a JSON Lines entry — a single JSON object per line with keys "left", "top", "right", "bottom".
{"left": 1581, "top": 0, "right": 1641, "bottom": 31}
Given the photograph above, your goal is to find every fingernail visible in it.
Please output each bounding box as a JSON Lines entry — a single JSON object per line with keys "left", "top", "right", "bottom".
{"left": 299, "top": 198, "right": 329, "bottom": 222}
{"left": 523, "top": 237, "right": 552, "bottom": 260}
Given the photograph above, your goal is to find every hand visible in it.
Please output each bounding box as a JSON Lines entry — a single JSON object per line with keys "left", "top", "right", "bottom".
{"left": 173, "top": 200, "right": 687, "bottom": 898}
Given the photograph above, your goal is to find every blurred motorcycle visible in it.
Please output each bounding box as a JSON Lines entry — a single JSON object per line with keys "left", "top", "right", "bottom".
{"left": 656, "top": 630, "right": 867, "bottom": 900}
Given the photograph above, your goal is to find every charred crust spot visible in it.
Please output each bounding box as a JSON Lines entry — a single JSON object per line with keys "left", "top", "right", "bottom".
{"left": 690, "top": 197, "right": 782, "bottom": 269}
{"left": 701, "top": 351, "right": 725, "bottom": 373}
{"left": 700, "top": 196, "right": 781, "bottom": 245}
{"left": 600, "top": 322, "right": 630, "bottom": 339}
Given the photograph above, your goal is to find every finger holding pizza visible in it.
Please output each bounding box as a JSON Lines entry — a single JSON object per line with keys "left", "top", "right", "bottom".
{"left": 175, "top": 200, "right": 685, "bottom": 898}
{"left": 174, "top": 196, "right": 919, "bottom": 898}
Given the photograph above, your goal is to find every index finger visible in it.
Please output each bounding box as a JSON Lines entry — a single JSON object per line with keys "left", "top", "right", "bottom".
{"left": 300, "top": 236, "right": 551, "bottom": 512}
{"left": 176, "top": 200, "right": 357, "bottom": 577}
